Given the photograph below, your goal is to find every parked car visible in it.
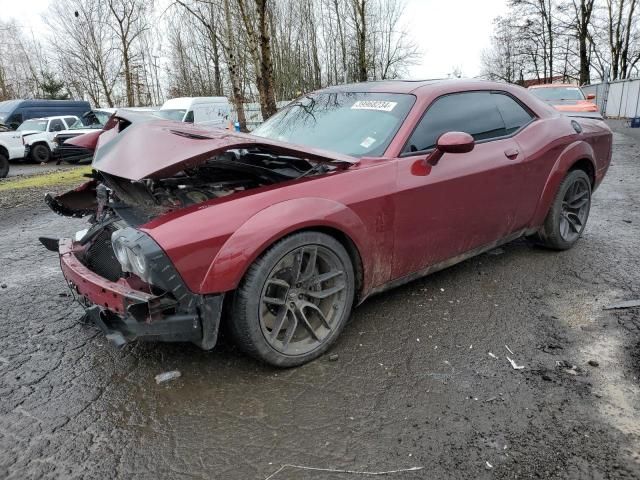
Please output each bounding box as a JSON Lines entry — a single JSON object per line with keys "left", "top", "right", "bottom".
{"left": 52, "top": 109, "right": 117, "bottom": 164}
{"left": 42, "top": 79, "right": 612, "bottom": 367}
{"left": 157, "top": 97, "right": 231, "bottom": 128}
{"left": 0, "top": 99, "right": 90, "bottom": 130}
{"left": 0, "top": 116, "right": 78, "bottom": 176}
{"left": 528, "top": 84, "right": 599, "bottom": 115}
{"left": 20, "top": 116, "right": 79, "bottom": 163}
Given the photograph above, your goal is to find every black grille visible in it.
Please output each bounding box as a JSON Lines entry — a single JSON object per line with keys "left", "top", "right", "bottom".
{"left": 85, "top": 226, "right": 123, "bottom": 281}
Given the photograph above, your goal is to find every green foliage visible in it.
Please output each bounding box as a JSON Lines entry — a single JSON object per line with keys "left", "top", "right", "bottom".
{"left": 40, "top": 71, "right": 69, "bottom": 100}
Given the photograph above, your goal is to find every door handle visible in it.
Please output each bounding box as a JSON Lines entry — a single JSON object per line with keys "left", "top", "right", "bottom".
{"left": 504, "top": 148, "right": 519, "bottom": 159}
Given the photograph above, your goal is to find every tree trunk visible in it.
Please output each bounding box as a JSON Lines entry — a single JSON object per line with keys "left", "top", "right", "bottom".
{"left": 224, "top": 0, "right": 247, "bottom": 131}
{"left": 256, "top": 0, "right": 277, "bottom": 118}
{"left": 354, "top": 0, "right": 367, "bottom": 82}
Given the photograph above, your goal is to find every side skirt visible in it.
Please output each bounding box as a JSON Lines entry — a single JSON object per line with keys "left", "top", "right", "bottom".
{"left": 359, "top": 229, "right": 528, "bottom": 304}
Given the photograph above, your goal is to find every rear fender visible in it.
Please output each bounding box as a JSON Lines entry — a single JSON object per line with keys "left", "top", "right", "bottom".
{"left": 199, "top": 198, "right": 373, "bottom": 294}
{"left": 530, "top": 140, "right": 596, "bottom": 227}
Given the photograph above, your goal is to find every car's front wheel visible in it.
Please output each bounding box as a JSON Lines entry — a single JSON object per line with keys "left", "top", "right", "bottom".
{"left": 30, "top": 144, "right": 51, "bottom": 164}
{"left": 0, "top": 153, "right": 8, "bottom": 178}
{"left": 535, "top": 169, "right": 592, "bottom": 250}
{"left": 230, "top": 231, "right": 355, "bottom": 367}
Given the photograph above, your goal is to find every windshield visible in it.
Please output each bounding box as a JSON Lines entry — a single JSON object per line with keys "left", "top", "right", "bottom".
{"left": 70, "top": 110, "right": 112, "bottom": 129}
{"left": 156, "top": 109, "right": 187, "bottom": 122}
{"left": 17, "top": 119, "right": 47, "bottom": 132}
{"left": 530, "top": 87, "right": 585, "bottom": 101}
{"left": 252, "top": 92, "right": 415, "bottom": 157}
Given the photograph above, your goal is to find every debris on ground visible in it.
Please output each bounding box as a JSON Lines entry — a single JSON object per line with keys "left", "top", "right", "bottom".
{"left": 556, "top": 360, "right": 580, "bottom": 376}
{"left": 506, "top": 356, "right": 525, "bottom": 370}
{"left": 488, "top": 248, "right": 504, "bottom": 256}
{"left": 1, "top": 283, "right": 6, "bottom": 289}
{"left": 329, "top": 353, "right": 339, "bottom": 361}
{"left": 588, "top": 360, "right": 600, "bottom": 367}
{"left": 155, "top": 370, "right": 181, "bottom": 384}
{"left": 263, "top": 464, "right": 424, "bottom": 480}
{"left": 603, "top": 299, "right": 640, "bottom": 310}
{"left": 485, "top": 461, "right": 493, "bottom": 469}
{"left": 488, "top": 352, "right": 498, "bottom": 359}
{"left": 505, "top": 345, "right": 515, "bottom": 355}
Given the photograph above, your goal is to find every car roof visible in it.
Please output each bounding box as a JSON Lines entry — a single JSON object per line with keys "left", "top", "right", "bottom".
{"left": 314, "top": 78, "right": 527, "bottom": 97}
{"left": 528, "top": 83, "right": 579, "bottom": 89}
{"left": 23, "top": 115, "right": 78, "bottom": 121}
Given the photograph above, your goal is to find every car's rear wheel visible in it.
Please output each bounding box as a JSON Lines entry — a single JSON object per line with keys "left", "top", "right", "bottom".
{"left": 535, "top": 169, "right": 591, "bottom": 250}
{"left": 230, "top": 232, "right": 355, "bottom": 367}
{"left": 0, "top": 153, "right": 9, "bottom": 178}
{"left": 30, "top": 144, "right": 51, "bottom": 164}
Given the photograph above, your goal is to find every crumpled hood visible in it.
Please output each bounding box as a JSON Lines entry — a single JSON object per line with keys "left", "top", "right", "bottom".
{"left": 89, "top": 113, "right": 357, "bottom": 181}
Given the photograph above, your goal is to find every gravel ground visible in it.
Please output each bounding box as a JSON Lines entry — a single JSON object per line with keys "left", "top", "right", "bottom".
{"left": 0, "top": 123, "right": 638, "bottom": 479}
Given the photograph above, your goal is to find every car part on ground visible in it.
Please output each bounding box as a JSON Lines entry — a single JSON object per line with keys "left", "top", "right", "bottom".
{"left": 42, "top": 79, "right": 613, "bottom": 367}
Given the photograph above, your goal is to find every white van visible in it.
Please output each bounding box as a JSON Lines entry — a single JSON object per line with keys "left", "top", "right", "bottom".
{"left": 157, "top": 97, "right": 230, "bottom": 128}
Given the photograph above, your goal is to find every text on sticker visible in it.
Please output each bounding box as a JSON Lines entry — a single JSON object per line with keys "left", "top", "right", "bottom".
{"left": 351, "top": 101, "right": 398, "bottom": 112}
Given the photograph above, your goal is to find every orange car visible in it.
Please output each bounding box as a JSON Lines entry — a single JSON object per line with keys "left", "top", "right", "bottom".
{"left": 528, "top": 84, "right": 598, "bottom": 113}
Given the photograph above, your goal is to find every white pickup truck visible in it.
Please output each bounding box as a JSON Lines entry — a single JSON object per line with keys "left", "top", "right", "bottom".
{"left": 0, "top": 116, "right": 78, "bottom": 175}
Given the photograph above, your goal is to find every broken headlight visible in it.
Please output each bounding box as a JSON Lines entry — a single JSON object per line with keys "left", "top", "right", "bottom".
{"left": 111, "top": 231, "right": 148, "bottom": 281}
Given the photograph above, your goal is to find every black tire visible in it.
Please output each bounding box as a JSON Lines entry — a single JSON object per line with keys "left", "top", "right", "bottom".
{"left": 534, "top": 169, "right": 592, "bottom": 250}
{"left": 229, "top": 231, "right": 355, "bottom": 367}
{"left": 30, "top": 144, "right": 51, "bottom": 163}
{"left": 0, "top": 153, "right": 8, "bottom": 178}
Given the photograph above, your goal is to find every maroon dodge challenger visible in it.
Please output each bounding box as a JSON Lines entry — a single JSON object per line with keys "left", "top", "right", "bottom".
{"left": 42, "top": 80, "right": 612, "bottom": 367}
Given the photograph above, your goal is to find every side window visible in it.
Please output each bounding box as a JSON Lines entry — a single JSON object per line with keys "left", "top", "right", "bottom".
{"left": 493, "top": 93, "right": 534, "bottom": 135}
{"left": 404, "top": 91, "right": 506, "bottom": 153}
{"left": 184, "top": 110, "right": 194, "bottom": 123}
{"left": 49, "top": 119, "right": 64, "bottom": 132}
{"left": 63, "top": 117, "right": 76, "bottom": 128}
{"left": 7, "top": 112, "right": 23, "bottom": 129}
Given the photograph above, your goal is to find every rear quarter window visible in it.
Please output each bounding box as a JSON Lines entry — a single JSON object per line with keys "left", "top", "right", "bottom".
{"left": 493, "top": 93, "right": 534, "bottom": 134}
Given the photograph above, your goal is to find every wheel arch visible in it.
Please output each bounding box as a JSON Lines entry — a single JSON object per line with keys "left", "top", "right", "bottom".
{"left": 30, "top": 140, "right": 51, "bottom": 151}
{"left": 568, "top": 157, "right": 596, "bottom": 188}
{"left": 198, "top": 198, "right": 374, "bottom": 298}
{"left": 530, "top": 141, "right": 596, "bottom": 227}
{"left": 0, "top": 144, "right": 9, "bottom": 159}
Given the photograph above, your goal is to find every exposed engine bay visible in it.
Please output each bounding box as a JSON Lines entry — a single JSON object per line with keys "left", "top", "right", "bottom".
{"left": 47, "top": 149, "right": 332, "bottom": 225}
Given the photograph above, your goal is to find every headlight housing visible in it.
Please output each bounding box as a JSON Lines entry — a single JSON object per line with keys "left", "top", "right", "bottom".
{"left": 111, "top": 231, "right": 149, "bottom": 280}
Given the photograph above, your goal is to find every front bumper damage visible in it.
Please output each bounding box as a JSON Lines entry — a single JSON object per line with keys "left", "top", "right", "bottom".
{"left": 45, "top": 233, "right": 224, "bottom": 350}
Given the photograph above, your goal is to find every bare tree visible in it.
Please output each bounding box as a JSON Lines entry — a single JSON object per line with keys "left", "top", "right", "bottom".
{"left": 236, "top": 0, "right": 278, "bottom": 118}
{"left": 106, "top": 0, "right": 151, "bottom": 106}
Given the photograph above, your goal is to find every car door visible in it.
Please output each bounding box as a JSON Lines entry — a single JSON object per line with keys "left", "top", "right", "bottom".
{"left": 391, "top": 90, "right": 535, "bottom": 278}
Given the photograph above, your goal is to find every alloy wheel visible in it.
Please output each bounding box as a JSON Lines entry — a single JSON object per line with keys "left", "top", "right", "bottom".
{"left": 259, "top": 245, "right": 348, "bottom": 356}
{"left": 559, "top": 176, "right": 590, "bottom": 242}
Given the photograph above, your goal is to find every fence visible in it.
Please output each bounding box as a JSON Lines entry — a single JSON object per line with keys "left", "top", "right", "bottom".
{"left": 230, "top": 100, "right": 291, "bottom": 130}
{"left": 582, "top": 78, "right": 640, "bottom": 119}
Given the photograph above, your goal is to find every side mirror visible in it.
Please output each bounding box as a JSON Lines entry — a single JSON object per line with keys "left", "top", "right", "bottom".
{"left": 427, "top": 131, "right": 475, "bottom": 166}
{"left": 586, "top": 93, "right": 596, "bottom": 100}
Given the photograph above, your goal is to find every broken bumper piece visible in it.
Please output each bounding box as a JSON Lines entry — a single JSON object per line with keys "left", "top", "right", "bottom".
{"left": 57, "top": 237, "right": 223, "bottom": 350}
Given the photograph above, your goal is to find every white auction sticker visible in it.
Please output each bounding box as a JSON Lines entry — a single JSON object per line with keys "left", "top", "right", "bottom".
{"left": 360, "top": 136, "right": 376, "bottom": 148}
{"left": 351, "top": 100, "right": 397, "bottom": 112}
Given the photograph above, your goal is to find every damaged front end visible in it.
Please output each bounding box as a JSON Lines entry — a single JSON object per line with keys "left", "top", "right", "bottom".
{"left": 42, "top": 115, "right": 355, "bottom": 350}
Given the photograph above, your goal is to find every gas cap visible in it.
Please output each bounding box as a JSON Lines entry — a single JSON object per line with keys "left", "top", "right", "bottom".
{"left": 571, "top": 120, "right": 583, "bottom": 133}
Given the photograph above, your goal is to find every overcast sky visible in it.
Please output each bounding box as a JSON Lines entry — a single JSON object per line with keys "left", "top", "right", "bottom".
{"left": 0, "top": 0, "right": 508, "bottom": 79}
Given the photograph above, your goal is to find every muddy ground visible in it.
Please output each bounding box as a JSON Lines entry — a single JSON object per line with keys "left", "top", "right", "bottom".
{"left": 0, "top": 123, "right": 639, "bottom": 479}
